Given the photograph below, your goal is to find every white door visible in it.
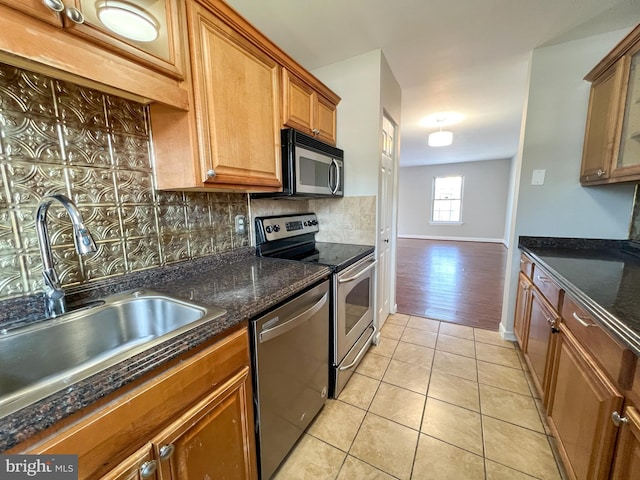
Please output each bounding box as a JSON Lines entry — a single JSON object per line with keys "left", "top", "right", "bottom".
{"left": 377, "top": 115, "right": 397, "bottom": 328}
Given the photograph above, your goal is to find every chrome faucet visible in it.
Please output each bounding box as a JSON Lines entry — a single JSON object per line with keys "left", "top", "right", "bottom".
{"left": 36, "top": 194, "right": 97, "bottom": 318}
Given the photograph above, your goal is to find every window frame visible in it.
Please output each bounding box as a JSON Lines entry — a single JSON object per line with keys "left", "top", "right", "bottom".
{"left": 430, "top": 175, "right": 464, "bottom": 225}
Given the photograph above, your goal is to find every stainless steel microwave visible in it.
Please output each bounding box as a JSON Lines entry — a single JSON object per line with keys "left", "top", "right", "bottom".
{"left": 252, "top": 128, "right": 343, "bottom": 199}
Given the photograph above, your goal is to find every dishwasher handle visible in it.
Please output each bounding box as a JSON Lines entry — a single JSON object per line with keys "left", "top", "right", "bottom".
{"left": 259, "top": 291, "right": 328, "bottom": 343}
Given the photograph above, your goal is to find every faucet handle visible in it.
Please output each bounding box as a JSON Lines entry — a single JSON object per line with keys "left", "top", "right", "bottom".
{"left": 73, "top": 224, "right": 97, "bottom": 255}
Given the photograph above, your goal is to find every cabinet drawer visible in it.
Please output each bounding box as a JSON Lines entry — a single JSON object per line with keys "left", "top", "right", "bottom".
{"left": 532, "top": 265, "right": 562, "bottom": 311}
{"left": 562, "top": 296, "right": 634, "bottom": 388}
{"left": 520, "top": 253, "right": 534, "bottom": 278}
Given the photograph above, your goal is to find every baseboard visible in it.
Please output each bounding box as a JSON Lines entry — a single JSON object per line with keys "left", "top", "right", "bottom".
{"left": 398, "top": 234, "right": 506, "bottom": 244}
{"left": 499, "top": 323, "right": 517, "bottom": 341}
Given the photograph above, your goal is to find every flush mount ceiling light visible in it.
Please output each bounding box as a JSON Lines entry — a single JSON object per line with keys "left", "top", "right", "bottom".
{"left": 96, "top": 1, "right": 160, "bottom": 42}
{"left": 428, "top": 117, "right": 454, "bottom": 147}
{"left": 428, "top": 129, "right": 453, "bottom": 147}
{"left": 420, "top": 111, "right": 464, "bottom": 128}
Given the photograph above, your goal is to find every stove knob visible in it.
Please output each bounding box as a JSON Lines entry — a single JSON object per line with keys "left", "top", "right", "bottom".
{"left": 303, "top": 221, "right": 308, "bottom": 226}
{"left": 265, "top": 226, "right": 272, "bottom": 234}
{"left": 273, "top": 224, "right": 280, "bottom": 232}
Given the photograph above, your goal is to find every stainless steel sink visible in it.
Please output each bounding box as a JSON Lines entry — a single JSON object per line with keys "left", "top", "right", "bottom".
{"left": 0, "top": 290, "right": 226, "bottom": 418}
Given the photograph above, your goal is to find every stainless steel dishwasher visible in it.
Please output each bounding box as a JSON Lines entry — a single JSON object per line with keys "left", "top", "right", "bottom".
{"left": 250, "top": 279, "right": 329, "bottom": 480}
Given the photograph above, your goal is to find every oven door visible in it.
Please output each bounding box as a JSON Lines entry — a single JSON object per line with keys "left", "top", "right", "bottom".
{"left": 295, "top": 145, "right": 343, "bottom": 196}
{"left": 335, "top": 254, "right": 376, "bottom": 362}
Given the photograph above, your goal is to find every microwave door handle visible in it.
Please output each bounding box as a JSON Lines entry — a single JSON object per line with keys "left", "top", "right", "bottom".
{"left": 330, "top": 159, "right": 340, "bottom": 194}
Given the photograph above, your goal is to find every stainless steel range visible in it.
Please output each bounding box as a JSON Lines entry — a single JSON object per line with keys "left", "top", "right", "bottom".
{"left": 255, "top": 213, "right": 376, "bottom": 398}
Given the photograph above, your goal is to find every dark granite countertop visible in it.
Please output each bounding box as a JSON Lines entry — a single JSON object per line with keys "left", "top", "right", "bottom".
{"left": 519, "top": 237, "right": 640, "bottom": 357}
{"left": 0, "top": 248, "right": 330, "bottom": 451}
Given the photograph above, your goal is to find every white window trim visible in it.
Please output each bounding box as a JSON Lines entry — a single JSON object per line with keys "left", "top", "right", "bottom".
{"left": 430, "top": 175, "right": 464, "bottom": 224}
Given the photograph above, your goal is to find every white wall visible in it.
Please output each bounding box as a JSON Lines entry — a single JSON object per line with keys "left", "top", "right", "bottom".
{"left": 398, "top": 159, "right": 511, "bottom": 242}
{"left": 500, "top": 27, "right": 636, "bottom": 337}
{"left": 312, "top": 50, "right": 382, "bottom": 196}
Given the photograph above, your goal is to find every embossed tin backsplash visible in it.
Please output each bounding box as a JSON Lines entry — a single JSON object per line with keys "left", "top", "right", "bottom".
{"left": 0, "top": 63, "right": 249, "bottom": 301}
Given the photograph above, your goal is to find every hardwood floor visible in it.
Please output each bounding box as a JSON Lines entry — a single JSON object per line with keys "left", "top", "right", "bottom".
{"left": 395, "top": 238, "right": 508, "bottom": 330}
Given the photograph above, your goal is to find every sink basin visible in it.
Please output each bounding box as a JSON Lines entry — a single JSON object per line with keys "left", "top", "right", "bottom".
{"left": 0, "top": 290, "right": 226, "bottom": 418}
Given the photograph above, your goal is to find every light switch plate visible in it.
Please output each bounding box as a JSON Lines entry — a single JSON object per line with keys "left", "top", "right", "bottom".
{"left": 531, "top": 169, "right": 546, "bottom": 185}
{"left": 235, "top": 215, "right": 246, "bottom": 234}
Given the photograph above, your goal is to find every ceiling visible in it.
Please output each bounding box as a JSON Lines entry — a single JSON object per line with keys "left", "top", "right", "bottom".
{"left": 225, "top": 0, "right": 640, "bottom": 167}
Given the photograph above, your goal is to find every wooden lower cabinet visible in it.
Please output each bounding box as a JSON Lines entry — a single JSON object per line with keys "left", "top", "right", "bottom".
{"left": 513, "top": 272, "right": 532, "bottom": 349}
{"left": 611, "top": 405, "right": 640, "bottom": 479}
{"left": 153, "top": 367, "right": 255, "bottom": 480}
{"left": 547, "top": 325, "right": 623, "bottom": 480}
{"left": 103, "top": 445, "right": 157, "bottom": 480}
{"left": 20, "top": 327, "right": 257, "bottom": 480}
{"left": 524, "top": 288, "right": 558, "bottom": 404}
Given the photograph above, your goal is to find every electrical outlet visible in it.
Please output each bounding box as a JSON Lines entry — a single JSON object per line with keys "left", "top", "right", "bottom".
{"left": 235, "top": 215, "right": 246, "bottom": 234}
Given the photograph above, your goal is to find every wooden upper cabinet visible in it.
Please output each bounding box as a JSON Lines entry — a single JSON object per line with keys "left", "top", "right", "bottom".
{"left": 0, "top": 0, "right": 61, "bottom": 24}
{"left": 150, "top": 0, "right": 284, "bottom": 191}
{"left": 580, "top": 60, "right": 626, "bottom": 183}
{"left": 0, "top": 0, "right": 184, "bottom": 79}
{"left": 186, "top": 0, "right": 281, "bottom": 189}
{"left": 581, "top": 24, "right": 640, "bottom": 185}
{"left": 283, "top": 68, "right": 338, "bottom": 145}
{"left": 66, "top": 0, "right": 184, "bottom": 79}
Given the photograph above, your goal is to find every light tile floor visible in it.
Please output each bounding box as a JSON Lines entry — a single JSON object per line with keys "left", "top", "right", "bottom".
{"left": 272, "top": 313, "right": 567, "bottom": 480}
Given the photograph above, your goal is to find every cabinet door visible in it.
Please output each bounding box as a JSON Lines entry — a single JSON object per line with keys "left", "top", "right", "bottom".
{"left": 613, "top": 46, "right": 640, "bottom": 178}
{"left": 283, "top": 69, "right": 315, "bottom": 134}
{"left": 611, "top": 405, "right": 640, "bottom": 480}
{"left": 187, "top": 0, "right": 282, "bottom": 189}
{"left": 0, "top": 0, "right": 61, "bottom": 25}
{"left": 513, "top": 272, "right": 531, "bottom": 350}
{"left": 524, "top": 288, "right": 558, "bottom": 402}
{"left": 65, "top": 0, "right": 184, "bottom": 79}
{"left": 548, "top": 326, "right": 623, "bottom": 480}
{"left": 581, "top": 59, "right": 627, "bottom": 184}
{"left": 315, "top": 93, "right": 337, "bottom": 145}
{"left": 153, "top": 367, "right": 258, "bottom": 480}
{"left": 102, "top": 445, "right": 158, "bottom": 480}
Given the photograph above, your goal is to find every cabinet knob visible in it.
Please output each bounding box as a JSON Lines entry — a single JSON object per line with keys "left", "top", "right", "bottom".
{"left": 206, "top": 169, "right": 216, "bottom": 178}
{"left": 159, "top": 444, "right": 175, "bottom": 461}
{"left": 612, "top": 411, "right": 628, "bottom": 427}
{"left": 597, "top": 169, "right": 607, "bottom": 177}
{"left": 65, "top": 6, "right": 85, "bottom": 24}
{"left": 42, "top": 0, "right": 64, "bottom": 12}
{"left": 139, "top": 460, "right": 158, "bottom": 479}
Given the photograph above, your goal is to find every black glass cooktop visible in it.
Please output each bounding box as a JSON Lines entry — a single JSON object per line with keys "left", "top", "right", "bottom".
{"left": 306, "top": 242, "right": 374, "bottom": 271}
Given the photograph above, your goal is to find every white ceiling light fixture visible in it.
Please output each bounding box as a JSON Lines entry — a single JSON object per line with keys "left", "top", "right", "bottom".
{"left": 428, "top": 118, "right": 454, "bottom": 147}
{"left": 96, "top": 1, "right": 160, "bottom": 42}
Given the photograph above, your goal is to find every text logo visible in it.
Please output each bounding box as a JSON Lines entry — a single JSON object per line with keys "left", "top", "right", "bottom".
{"left": 0, "top": 455, "right": 78, "bottom": 479}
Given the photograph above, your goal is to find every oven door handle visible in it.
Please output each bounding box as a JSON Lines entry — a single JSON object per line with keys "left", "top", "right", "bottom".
{"left": 338, "top": 259, "right": 377, "bottom": 283}
{"left": 259, "top": 292, "right": 328, "bottom": 343}
{"left": 339, "top": 325, "right": 377, "bottom": 371}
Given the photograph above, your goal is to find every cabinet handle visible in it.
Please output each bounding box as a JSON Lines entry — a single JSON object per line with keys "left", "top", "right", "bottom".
{"left": 139, "top": 460, "right": 158, "bottom": 479}
{"left": 65, "top": 6, "right": 84, "bottom": 24}
{"left": 42, "top": 0, "right": 64, "bottom": 12}
{"left": 311, "top": 128, "right": 320, "bottom": 135}
{"left": 612, "top": 411, "right": 628, "bottom": 426}
{"left": 572, "top": 312, "right": 595, "bottom": 328}
{"left": 536, "top": 275, "right": 551, "bottom": 284}
{"left": 159, "top": 444, "right": 175, "bottom": 461}
{"left": 206, "top": 169, "right": 216, "bottom": 178}
{"left": 597, "top": 169, "right": 607, "bottom": 177}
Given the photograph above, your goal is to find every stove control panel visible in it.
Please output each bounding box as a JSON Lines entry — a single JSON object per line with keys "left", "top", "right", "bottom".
{"left": 255, "top": 213, "right": 319, "bottom": 244}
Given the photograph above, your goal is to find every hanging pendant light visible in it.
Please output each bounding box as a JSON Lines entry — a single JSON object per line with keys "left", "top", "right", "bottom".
{"left": 96, "top": 1, "right": 160, "bottom": 42}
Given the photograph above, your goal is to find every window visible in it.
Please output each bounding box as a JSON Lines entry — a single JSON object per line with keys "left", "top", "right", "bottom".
{"left": 432, "top": 175, "right": 463, "bottom": 223}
